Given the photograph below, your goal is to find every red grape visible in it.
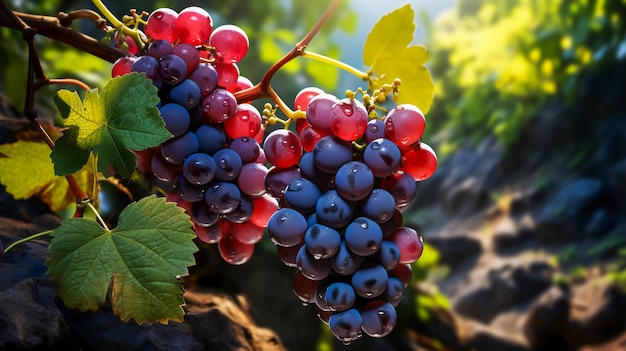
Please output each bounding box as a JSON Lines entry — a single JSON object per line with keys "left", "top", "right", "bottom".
{"left": 224, "top": 104, "right": 262, "bottom": 138}
{"left": 209, "top": 24, "right": 249, "bottom": 63}
{"left": 174, "top": 6, "right": 213, "bottom": 45}
{"left": 294, "top": 87, "right": 324, "bottom": 111}
{"left": 263, "top": 129, "right": 302, "bottom": 168}
{"left": 145, "top": 8, "right": 178, "bottom": 43}
{"left": 330, "top": 98, "right": 368, "bottom": 141}
{"left": 384, "top": 104, "right": 426, "bottom": 147}
{"left": 401, "top": 142, "right": 437, "bottom": 181}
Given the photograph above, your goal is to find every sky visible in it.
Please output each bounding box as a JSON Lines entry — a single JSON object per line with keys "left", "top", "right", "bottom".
{"left": 333, "top": 0, "right": 456, "bottom": 92}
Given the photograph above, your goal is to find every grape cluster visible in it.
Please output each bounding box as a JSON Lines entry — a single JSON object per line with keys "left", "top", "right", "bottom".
{"left": 113, "top": 6, "right": 278, "bottom": 265}
{"left": 265, "top": 88, "right": 436, "bottom": 343}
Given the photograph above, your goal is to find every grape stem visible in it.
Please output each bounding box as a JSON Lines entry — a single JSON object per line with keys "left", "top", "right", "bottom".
{"left": 92, "top": 0, "right": 145, "bottom": 50}
{"left": 3, "top": 230, "right": 54, "bottom": 254}
{"left": 301, "top": 51, "right": 369, "bottom": 81}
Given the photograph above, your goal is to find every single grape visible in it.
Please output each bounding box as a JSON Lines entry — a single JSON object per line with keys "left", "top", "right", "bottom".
{"left": 315, "top": 190, "right": 355, "bottom": 229}
{"left": 328, "top": 309, "right": 363, "bottom": 344}
{"left": 150, "top": 151, "right": 180, "bottom": 182}
{"left": 131, "top": 55, "right": 159, "bottom": 80}
{"left": 147, "top": 39, "right": 173, "bottom": 58}
{"left": 384, "top": 104, "right": 426, "bottom": 147}
{"left": 159, "top": 103, "right": 190, "bottom": 138}
{"left": 201, "top": 88, "right": 237, "bottom": 123}
{"left": 209, "top": 24, "right": 249, "bottom": 63}
{"left": 263, "top": 129, "right": 302, "bottom": 168}
{"left": 111, "top": 56, "right": 136, "bottom": 77}
{"left": 351, "top": 264, "right": 388, "bottom": 298}
{"left": 307, "top": 93, "right": 338, "bottom": 135}
{"left": 190, "top": 201, "right": 220, "bottom": 227}
{"left": 189, "top": 63, "right": 219, "bottom": 97}
{"left": 331, "top": 242, "right": 365, "bottom": 276}
{"left": 363, "top": 138, "right": 402, "bottom": 178}
{"left": 218, "top": 233, "right": 254, "bottom": 265}
{"left": 401, "top": 142, "right": 438, "bottom": 181}
{"left": 304, "top": 224, "right": 341, "bottom": 259}
{"left": 334, "top": 161, "right": 374, "bottom": 201}
{"left": 161, "top": 131, "right": 199, "bottom": 165}
{"left": 361, "top": 188, "right": 396, "bottom": 223}
{"left": 299, "top": 152, "right": 333, "bottom": 190}
{"left": 324, "top": 282, "right": 356, "bottom": 312}
{"left": 228, "top": 137, "right": 261, "bottom": 164}
{"left": 277, "top": 241, "right": 303, "bottom": 267}
{"left": 380, "top": 171, "right": 417, "bottom": 212}
{"left": 205, "top": 181, "right": 241, "bottom": 214}
{"left": 233, "top": 75, "right": 254, "bottom": 94}
{"left": 115, "top": 31, "right": 145, "bottom": 55}
{"left": 230, "top": 220, "right": 265, "bottom": 245}
{"left": 385, "top": 277, "right": 405, "bottom": 307}
{"left": 312, "top": 135, "right": 354, "bottom": 174}
{"left": 284, "top": 178, "right": 322, "bottom": 214}
{"left": 300, "top": 124, "right": 325, "bottom": 152}
{"left": 250, "top": 194, "right": 279, "bottom": 227}
{"left": 212, "top": 148, "right": 243, "bottom": 181}
{"left": 294, "top": 87, "right": 324, "bottom": 111}
{"left": 237, "top": 162, "right": 268, "bottom": 197}
{"left": 375, "top": 240, "right": 400, "bottom": 271}
{"left": 174, "top": 6, "right": 213, "bottom": 45}
{"left": 213, "top": 62, "right": 240, "bottom": 90}
{"left": 388, "top": 227, "right": 424, "bottom": 264}
{"left": 364, "top": 119, "right": 385, "bottom": 143}
{"left": 292, "top": 270, "right": 319, "bottom": 305}
{"left": 224, "top": 194, "right": 254, "bottom": 223}
{"left": 194, "top": 220, "right": 227, "bottom": 244}
{"left": 195, "top": 124, "right": 227, "bottom": 155}
{"left": 330, "top": 98, "right": 368, "bottom": 141}
{"left": 169, "top": 79, "right": 201, "bottom": 109}
{"left": 360, "top": 301, "right": 397, "bottom": 337}
{"left": 172, "top": 43, "right": 200, "bottom": 76}
{"left": 182, "top": 152, "right": 216, "bottom": 185}
{"left": 145, "top": 8, "right": 178, "bottom": 43}
{"left": 267, "top": 208, "right": 307, "bottom": 247}
{"left": 344, "top": 217, "right": 383, "bottom": 256}
{"left": 224, "top": 104, "right": 262, "bottom": 139}
{"left": 388, "top": 263, "right": 412, "bottom": 288}
{"left": 296, "top": 245, "right": 332, "bottom": 281}
{"left": 175, "top": 176, "right": 206, "bottom": 202}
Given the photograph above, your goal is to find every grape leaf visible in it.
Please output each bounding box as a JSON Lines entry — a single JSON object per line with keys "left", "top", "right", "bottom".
{"left": 363, "top": 4, "right": 434, "bottom": 114}
{"left": 51, "top": 73, "right": 171, "bottom": 178}
{"left": 46, "top": 195, "right": 197, "bottom": 324}
{"left": 0, "top": 140, "right": 93, "bottom": 212}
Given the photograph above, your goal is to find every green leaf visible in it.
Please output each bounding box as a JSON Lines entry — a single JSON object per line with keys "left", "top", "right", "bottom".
{"left": 363, "top": 4, "right": 434, "bottom": 113}
{"left": 46, "top": 195, "right": 197, "bottom": 324}
{"left": 51, "top": 73, "right": 171, "bottom": 178}
{"left": 0, "top": 140, "right": 93, "bottom": 212}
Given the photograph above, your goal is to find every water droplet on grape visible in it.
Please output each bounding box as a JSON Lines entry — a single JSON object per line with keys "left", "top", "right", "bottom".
{"left": 371, "top": 141, "right": 381, "bottom": 150}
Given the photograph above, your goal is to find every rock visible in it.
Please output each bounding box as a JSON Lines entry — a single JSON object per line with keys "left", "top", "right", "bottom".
{"left": 0, "top": 277, "right": 73, "bottom": 349}
{"left": 462, "top": 321, "right": 528, "bottom": 351}
{"left": 442, "top": 176, "right": 491, "bottom": 217}
{"left": 609, "top": 158, "right": 626, "bottom": 213}
{"left": 454, "top": 260, "right": 553, "bottom": 323}
{"left": 426, "top": 234, "right": 482, "bottom": 266}
{"left": 536, "top": 178, "right": 607, "bottom": 243}
{"left": 523, "top": 286, "right": 570, "bottom": 350}
{"left": 494, "top": 215, "right": 536, "bottom": 250}
{"left": 565, "top": 280, "right": 626, "bottom": 348}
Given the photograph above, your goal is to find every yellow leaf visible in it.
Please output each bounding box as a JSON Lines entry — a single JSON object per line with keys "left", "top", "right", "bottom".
{"left": 0, "top": 140, "right": 94, "bottom": 212}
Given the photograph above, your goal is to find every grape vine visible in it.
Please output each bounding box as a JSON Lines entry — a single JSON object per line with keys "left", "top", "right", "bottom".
{"left": 0, "top": 0, "right": 436, "bottom": 344}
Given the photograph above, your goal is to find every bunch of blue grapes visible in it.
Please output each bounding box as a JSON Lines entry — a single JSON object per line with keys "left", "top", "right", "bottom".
{"left": 116, "top": 6, "right": 279, "bottom": 265}
{"left": 266, "top": 89, "right": 432, "bottom": 344}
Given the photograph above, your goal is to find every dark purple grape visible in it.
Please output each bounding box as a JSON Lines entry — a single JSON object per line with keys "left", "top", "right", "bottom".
{"left": 169, "top": 79, "right": 201, "bottom": 109}
{"left": 190, "top": 201, "right": 220, "bottom": 227}
{"left": 360, "top": 301, "right": 397, "bottom": 337}
{"left": 304, "top": 224, "right": 341, "bottom": 259}
{"left": 351, "top": 264, "right": 388, "bottom": 298}
{"left": 363, "top": 138, "right": 402, "bottom": 177}
{"left": 172, "top": 43, "right": 200, "bottom": 75}
{"left": 265, "top": 166, "right": 301, "bottom": 198}
{"left": 324, "top": 282, "right": 356, "bottom": 312}
{"left": 296, "top": 245, "right": 332, "bottom": 281}
{"left": 306, "top": 93, "right": 338, "bottom": 135}
{"left": 224, "top": 194, "right": 254, "bottom": 223}
{"left": 277, "top": 241, "right": 303, "bottom": 267}
{"left": 385, "top": 277, "right": 405, "bottom": 307}
{"left": 161, "top": 131, "right": 199, "bottom": 165}
{"left": 331, "top": 241, "right": 365, "bottom": 276}
{"left": 284, "top": 178, "right": 322, "bottom": 214}
{"left": 299, "top": 152, "right": 333, "bottom": 190}
{"left": 380, "top": 171, "right": 417, "bottom": 212}
{"left": 158, "top": 54, "right": 187, "bottom": 85}
{"left": 344, "top": 217, "right": 382, "bottom": 256}
{"left": 312, "top": 135, "right": 354, "bottom": 174}
{"left": 315, "top": 190, "right": 354, "bottom": 229}
{"left": 364, "top": 119, "right": 385, "bottom": 143}
{"left": 175, "top": 176, "right": 206, "bottom": 202}
{"left": 375, "top": 240, "right": 400, "bottom": 271}
{"left": 189, "top": 63, "right": 219, "bottom": 97}
{"left": 228, "top": 137, "right": 260, "bottom": 164}
{"left": 212, "top": 148, "right": 243, "bottom": 181}
{"left": 151, "top": 151, "right": 181, "bottom": 182}
{"left": 204, "top": 181, "right": 241, "bottom": 214}
{"left": 334, "top": 161, "right": 374, "bottom": 201}
{"left": 195, "top": 124, "right": 226, "bottom": 155}
{"left": 328, "top": 309, "right": 362, "bottom": 344}
{"left": 147, "top": 39, "right": 173, "bottom": 58}
{"left": 201, "top": 88, "right": 237, "bottom": 123}
{"left": 361, "top": 188, "right": 396, "bottom": 223}
{"left": 182, "top": 152, "right": 216, "bottom": 185}
{"left": 292, "top": 270, "right": 318, "bottom": 304}
{"left": 159, "top": 103, "right": 189, "bottom": 138}
{"left": 131, "top": 55, "right": 159, "bottom": 80}
{"left": 267, "top": 208, "right": 307, "bottom": 247}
